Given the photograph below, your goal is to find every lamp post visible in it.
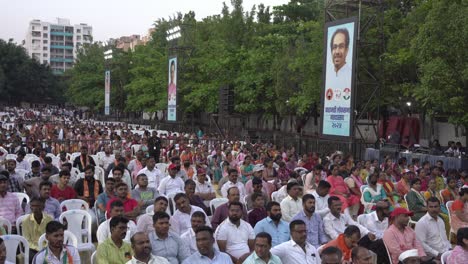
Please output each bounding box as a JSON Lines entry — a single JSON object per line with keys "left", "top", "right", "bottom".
{"left": 104, "top": 49, "right": 113, "bottom": 116}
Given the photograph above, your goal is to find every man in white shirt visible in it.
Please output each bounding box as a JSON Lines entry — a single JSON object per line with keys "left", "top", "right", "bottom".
{"left": 15, "top": 150, "right": 31, "bottom": 172}
{"left": 358, "top": 200, "right": 390, "bottom": 240}
{"left": 216, "top": 201, "right": 255, "bottom": 263}
{"left": 415, "top": 197, "right": 452, "bottom": 258}
{"left": 271, "top": 219, "right": 321, "bottom": 264}
{"left": 97, "top": 200, "right": 136, "bottom": 243}
{"left": 181, "top": 211, "right": 208, "bottom": 254}
{"left": 137, "top": 156, "right": 164, "bottom": 189}
{"left": 323, "top": 196, "right": 374, "bottom": 241}
{"left": 311, "top": 180, "right": 331, "bottom": 218}
{"left": 280, "top": 182, "right": 302, "bottom": 222}
{"left": 194, "top": 168, "right": 216, "bottom": 207}
{"left": 126, "top": 232, "right": 170, "bottom": 264}
{"left": 170, "top": 193, "right": 210, "bottom": 235}
{"left": 220, "top": 169, "right": 246, "bottom": 199}
{"left": 101, "top": 147, "right": 115, "bottom": 172}
{"left": 158, "top": 164, "right": 185, "bottom": 196}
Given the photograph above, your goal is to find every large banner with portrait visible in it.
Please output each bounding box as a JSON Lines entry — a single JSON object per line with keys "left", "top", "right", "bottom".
{"left": 320, "top": 17, "right": 358, "bottom": 139}
{"left": 167, "top": 57, "right": 177, "bottom": 121}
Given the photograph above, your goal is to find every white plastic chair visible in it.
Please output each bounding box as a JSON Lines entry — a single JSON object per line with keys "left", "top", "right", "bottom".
{"left": 37, "top": 230, "right": 78, "bottom": 250}
{"left": 356, "top": 214, "right": 366, "bottom": 226}
{"left": 91, "top": 251, "right": 97, "bottom": 264}
{"left": 15, "top": 215, "right": 28, "bottom": 236}
{"left": 131, "top": 144, "right": 141, "bottom": 155}
{"left": 271, "top": 191, "right": 281, "bottom": 202}
{"left": 167, "top": 192, "right": 184, "bottom": 215}
{"left": 209, "top": 198, "right": 228, "bottom": 214}
{"left": 441, "top": 250, "right": 451, "bottom": 264}
{"left": 70, "top": 152, "right": 81, "bottom": 163}
{"left": 5, "top": 154, "right": 17, "bottom": 160}
{"left": 0, "top": 235, "right": 29, "bottom": 263}
{"left": 59, "top": 210, "right": 95, "bottom": 253}
{"left": 15, "top": 169, "right": 28, "bottom": 180}
{"left": 94, "top": 166, "right": 105, "bottom": 183}
{"left": 446, "top": 201, "right": 455, "bottom": 236}
{"left": 46, "top": 153, "right": 56, "bottom": 158}
{"left": 60, "top": 199, "right": 90, "bottom": 211}
{"left": 146, "top": 205, "right": 154, "bottom": 215}
{"left": 0, "top": 218, "right": 12, "bottom": 234}
{"left": 13, "top": 192, "right": 30, "bottom": 206}
{"left": 155, "top": 163, "right": 168, "bottom": 174}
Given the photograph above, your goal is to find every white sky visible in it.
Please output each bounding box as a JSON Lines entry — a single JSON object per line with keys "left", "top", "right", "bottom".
{"left": 0, "top": 0, "right": 289, "bottom": 43}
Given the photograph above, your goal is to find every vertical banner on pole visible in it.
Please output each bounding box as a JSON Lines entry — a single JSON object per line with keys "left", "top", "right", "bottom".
{"left": 167, "top": 57, "right": 177, "bottom": 121}
{"left": 104, "top": 70, "right": 110, "bottom": 115}
{"left": 320, "top": 17, "right": 358, "bottom": 139}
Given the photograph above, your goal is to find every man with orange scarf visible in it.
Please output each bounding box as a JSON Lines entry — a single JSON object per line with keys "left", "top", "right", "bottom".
{"left": 74, "top": 165, "right": 103, "bottom": 208}
{"left": 322, "top": 225, "right": 361, "bottom": 262}
{"left": 73, "top": 146, "right": 96, "bottom": 172}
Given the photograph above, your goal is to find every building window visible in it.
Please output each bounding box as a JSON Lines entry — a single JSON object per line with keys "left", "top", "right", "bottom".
{"left": 43, "top": 33, "right": 48, "bottom": 38}
{"left": 32, "top": 26, "right": 35, "bottom": 30}
{"left": 43, "top": 26, "right": 48, "bottom": 30}
{"left": 43, "top": 60, "right": 48, "bottom": 64}
{"left": 43, "top": 53, "right": 48, "bottom": 57}
{"left": 43, "top": 47, "right": 48, "bottom": 51}
{"left": 43, "top": 40, "right": 48, "bottom": 44}
{"left": 77, "top": 29, "right": 81, "bottom": 33}
{"left": 77, "top": 36, "right": 81, "bottom": 40}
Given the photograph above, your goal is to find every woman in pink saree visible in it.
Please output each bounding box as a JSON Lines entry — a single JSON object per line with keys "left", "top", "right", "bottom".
{"left": 327, "top": 165, "right": 361, "bottom": 218}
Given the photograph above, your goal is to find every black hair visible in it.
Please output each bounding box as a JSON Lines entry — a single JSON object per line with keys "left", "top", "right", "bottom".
{"left": 195, "top": 225, "right": 214, "bottom": 236}
{"left": 45, "top": 221, "right": 65, "bottom": 234}
{"left": 344, "top": 225, "right": 360, "bottom": 237}
{"left": 289, "top": 219, "right": 305, "bottom": 232}
{"left": 286, "top": 181, "right": 299, "bottom": 192}
{"left": 41, "top": 167, "right": 51, "bottom": 173}
{"left": 321, "top": 246, "right": 343, "bottom": 260}
{"left": 302, "top": 194, "right": 315, "bottom": 204}
{"left": 228, "top": 168, "right": 238, "bottom": 175}
{"left": 155, "top": 196, "right": 169, "bottom": 203}
{"left": 44, "top": 156, "right": 52, "bottom": 163}
{"left": 105, "top": 177, "right": 116, "bottom": 183}
{"left": 152, "top": 211, "right": 170, "bottom": 223}
{"left": 227, "top": 186, "right": 239, "bottom": 196}
{"left": 109, "top": 216, "right": 129, "bottom": 230}
{"left": 110, "top": 200, "right": 124, "bottom": 210}
{"left": 456, "top": 227, "right": 468, "bottom": 246}
{"left": 84, "top": 165, "right": 94, "bottom": 172}
{"left": 255, "top": 232, "right": 272, "bottom": 246}
{"left": 460, "top": 187, "right": 468, "bottom": 197}
{"left": 314, "top": 164, "right": 324, "bottom": 171}
{"left": 266, "top": 201, "right": 280, "bottom": 212}
{"left": 59, "top": 170, "right": 70, "bottom": 177}
{"left": 112, "top": 167, "right": 124, "bottom": 175}
{"left": 251, "top": 192, "right": 264, "bottom": 202}
{"left": 191, "top": 211, "right": 206, "bottom": 220}
{"left": 174, "top": 193, "right": 188, "bottom": 202}
{"left": 410, "top": 178, "right": 421, "bottom": 187}
{"left": 351, "top": 246, "right": 368, "bottom": 262}
{"left": 184, "top": 179, "right": 196, "bottom": 187}
{"left": 328, "top": 196, "right": 341, "bottom": 207}
{"left": 39, "top": 181, "right": 52, "bottom": 190}
{"left": 427, "top": 196, "right": 441, "bottom": 206}
{"left": 31, "top": 160, "right": 41, "bottom": 168}
{"left": 30, "top": 197, "right": 45, "bottom": 204}
{"left": 228, "top": 201, "right": 243, "bottom": 210}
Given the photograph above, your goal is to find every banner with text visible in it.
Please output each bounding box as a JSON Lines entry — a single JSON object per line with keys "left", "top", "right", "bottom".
{"left": 167, "top": 57, "right": 177, "bottom": 121}
{"left": 320, "top": 17, "right": 358, "bottom": 138}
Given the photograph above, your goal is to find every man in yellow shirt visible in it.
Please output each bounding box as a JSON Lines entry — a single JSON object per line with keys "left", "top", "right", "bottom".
{"left": 22, "top": 197, "right": 53, "bottom": 259}
{"left": 96, "top": 216, "right": 133, "bottom": 264}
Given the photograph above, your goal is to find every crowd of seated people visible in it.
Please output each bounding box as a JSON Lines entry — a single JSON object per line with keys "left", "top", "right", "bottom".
{"left": 0, "top": 107, "right": 467, "bottom": 263}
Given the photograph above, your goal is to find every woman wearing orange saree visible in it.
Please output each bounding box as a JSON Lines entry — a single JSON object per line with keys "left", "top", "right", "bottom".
{"left": 327, "top": 165, "right": 360, "bottom": 218}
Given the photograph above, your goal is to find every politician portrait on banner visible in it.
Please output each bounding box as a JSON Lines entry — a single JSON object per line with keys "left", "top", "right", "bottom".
{"left": 167, "top": 57, "right": 177, "bottom": 121}
{"left": 321, "top": 18, "right": 357, "bottom": 138}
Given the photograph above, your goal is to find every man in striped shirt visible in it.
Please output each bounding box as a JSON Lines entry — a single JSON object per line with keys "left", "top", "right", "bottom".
{"left": 0, "top": 172, "right": 22, "bottom": 231}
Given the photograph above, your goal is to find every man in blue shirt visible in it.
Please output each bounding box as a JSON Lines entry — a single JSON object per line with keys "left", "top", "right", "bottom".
{"left": 182, "top": 226, "right": 232, "bottom": 264}
{"left": 253, "top": 201, "right": 290, "bottom": 247}
{"left": 291, "top": 194, "right": 328, "bottom": 248}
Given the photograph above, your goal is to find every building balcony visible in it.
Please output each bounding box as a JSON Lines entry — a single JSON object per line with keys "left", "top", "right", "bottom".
{"left": 50, "top": 57, "right": 74, "bottom": 63}
{"left": 50, "top": 45, "right": 74, "bottom": 50}
{"left": 50, "top": 31, "right": 74, "bottom": 37}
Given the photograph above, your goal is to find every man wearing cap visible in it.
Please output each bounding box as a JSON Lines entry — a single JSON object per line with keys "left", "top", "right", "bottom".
{"left": 158, "top": 163, "right": 185, "bottom": 196}
{"left": 194, "top": 168, "right": 216, "bottom": 207}
{"left": 398, "top": 249, "right": 420, "bottom": 264}
{"left": 383, "top": 207, "right": 426, "bottom": 264}
{"left": 245, "top": 164, "right": 275, "bottom": 197}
